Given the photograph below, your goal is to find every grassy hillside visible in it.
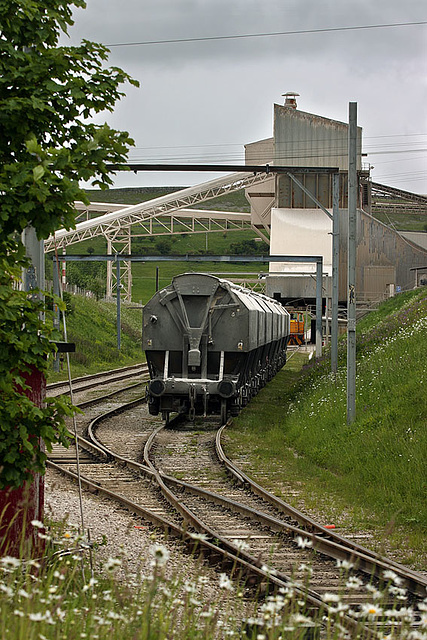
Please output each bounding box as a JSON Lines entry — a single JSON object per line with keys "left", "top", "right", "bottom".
{"left": 227, "top": 287, "right": 427, "bottom": 568}
{"left": 131, "top": 260, "right": 266, "bottom": 305}
{"left": 84, "top": 186, "right": 250, "bottom": 212}
{"left": 48, "top": 295, "right": 144, "bottom": 381}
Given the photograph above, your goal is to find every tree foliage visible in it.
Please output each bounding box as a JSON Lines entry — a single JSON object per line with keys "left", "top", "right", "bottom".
{"left": 0, "top": 241, "right": 75, "bottom": 488}
{"left": 0, "top": 0, "right": 138, "bottom": 489}
{"left": 0, "top": 0, "right": 138, "bottom": 239}
{"left": 229, "top": 239, "right": 269, "bottom": 255}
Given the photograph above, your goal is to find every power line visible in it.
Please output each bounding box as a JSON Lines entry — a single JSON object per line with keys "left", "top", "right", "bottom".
{"left": 105, "top": 21, "right": 427, "bottom": 48}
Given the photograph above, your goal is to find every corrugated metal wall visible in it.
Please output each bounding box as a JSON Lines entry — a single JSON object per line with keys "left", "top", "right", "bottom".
{"left": 273, "top": 104, "right": 362, "bottom": 171}
{"left": 338, "top": 209, "right": 427, "bottom": 301}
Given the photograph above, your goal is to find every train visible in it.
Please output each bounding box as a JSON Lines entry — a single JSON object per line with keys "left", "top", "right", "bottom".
{"left": 143, "top": 273, "right": 290, "bottom": 423}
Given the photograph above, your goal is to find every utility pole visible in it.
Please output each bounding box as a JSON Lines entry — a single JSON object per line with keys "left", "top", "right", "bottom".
{"left": 347, "top": 102, "right": 357, "bottom": 424}
{"left": 116, "top": 254, "right": 121, "bottom": 350}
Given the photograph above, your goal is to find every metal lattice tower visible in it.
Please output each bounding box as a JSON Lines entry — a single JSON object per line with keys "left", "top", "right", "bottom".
{"left": 45, "top": 171, "right": 271, "bottom": 300}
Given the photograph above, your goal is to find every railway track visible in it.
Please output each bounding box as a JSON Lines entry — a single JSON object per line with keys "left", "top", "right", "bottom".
{"left": 47, "top": 395, "right": 427, "bottom": 638}
{"left": 46, "top": 362, "right": 149, "bottom": 397}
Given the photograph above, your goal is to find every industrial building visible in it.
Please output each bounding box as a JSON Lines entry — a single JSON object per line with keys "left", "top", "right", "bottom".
{"left": 245, "top": 93, "right": 427, "bottom": 307}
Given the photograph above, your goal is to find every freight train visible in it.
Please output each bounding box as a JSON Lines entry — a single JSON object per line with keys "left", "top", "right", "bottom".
{"left": 143, "top": 273, "right": 290, "bottom": 423}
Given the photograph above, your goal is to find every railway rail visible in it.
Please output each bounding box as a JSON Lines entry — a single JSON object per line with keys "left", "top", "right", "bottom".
{"left": 47, "top": 390, "right": 427, "bottom": 637}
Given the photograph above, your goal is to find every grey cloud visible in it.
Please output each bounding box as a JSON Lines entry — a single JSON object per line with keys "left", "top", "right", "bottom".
{"left": 65, "top": 0, "right": 426, "bottom": 192}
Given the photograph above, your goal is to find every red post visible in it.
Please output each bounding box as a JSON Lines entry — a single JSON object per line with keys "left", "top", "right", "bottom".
{"left": 0, "top": 366, "right": 45, "bottom": 556}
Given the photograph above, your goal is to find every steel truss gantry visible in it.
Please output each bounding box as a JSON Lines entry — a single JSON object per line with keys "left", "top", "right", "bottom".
{"left": 44, "top": 171, "right": 270, "bottom": 300}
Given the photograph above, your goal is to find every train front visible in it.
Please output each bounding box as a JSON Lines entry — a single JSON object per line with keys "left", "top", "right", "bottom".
{"left": 143, "top": 273, "right": 289, "bottom": 422}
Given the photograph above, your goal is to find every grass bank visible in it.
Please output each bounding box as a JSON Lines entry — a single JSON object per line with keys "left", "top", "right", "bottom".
{"left": 227, "top": 288, "right": 427, "bottom": 569}
{"left": 48, "top": 295, "right": 144, "bottom": 381}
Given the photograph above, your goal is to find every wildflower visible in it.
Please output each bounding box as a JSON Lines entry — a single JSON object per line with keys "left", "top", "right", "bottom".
{"left": 107, "top": 611, "right": 124, "bottom": 620}
{"left": 365, "top": 584, "right": 382, "bottom": 600}
{"left": 13, "top": 609, "right": 24, "bottom": 617}
{"left": 322, "top": 593, "right": 341, "bottom": 603}
{"left": 31, "top": 520, "right": 44, "bottom": 529}
{"left": 289, "top": 613, "right": 316, "bottom": 626}
{"left": 17, "top": 588, "right": 30, "bottom": 599}
{"left": 298, "top": 563, "right": 313, "bottom": 575}
{"left": 336, "top": 559, "right": 354, "bottom": 571}
{"left": 0, "top": 584, "right": 13, "bottom": 597}
{"left": 384, "top": 606, "right": 414, "bottom": 622}
{"left": 346, "top": 575, "right": 363, "bottom": 589}
{"left": 183, "top": 580, "right": 197, "bottom": 594}
{"left": 360, "top": 603, "right": 383, "bottom": 617}
{"left": 189, "top": 532, "right": 208, "bottom": 541}
{"left": 0, "top": 556, "right": 21, "bottom": 568}
{"left": 261, "top": 564, "right": 277, "bottom": 576}
{"left": 388, "top": 585, "right": 407, "bottom": 599}
{"left": 383, "top": 569, "right": 402, "bottom": 584}
{"left": 261, "top": 595, "right": 285, "bottom": 615}
{"left": 329, "top": 602, "right": 349, "bottom": 617}
{"left": 218, "top": 573, "right": 234, "bottom": 591}
{"left": 104, "top": 557, "right": 122, "bottom": 571}
{"left": 37, "top": 532, "right": 51, "bottom": 540}
{"left": 53, "top": 570, "right": 64, "bottom": 580}
{"left": 56, "top": 607, "right": 66, "bottom": 621}
{"left": 28, "top": 612, "right": 45, "bottom": 622}
{"left": 278, "top": 585, "right": 294, "bottom": 599}
{"left": 295, "top": 536, "right": 312, "bottom": 549}
{"left": 234, "top": 540, "right": 250, "bottom": 552}
{"left": 82, "top": 577, "right": 98, "bottom": 592}
{"left": 149, "top": 544, "right": 170, "bottom": 567}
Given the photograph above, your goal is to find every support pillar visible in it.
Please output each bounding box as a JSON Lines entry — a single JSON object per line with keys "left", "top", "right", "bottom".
{"left": 331, "top": 173, "right": 340, "bottom": 374}
{"left": 347, "top": 103, "right": 357, "bottom": 424}
{"left": 315, "top": 258, "right": 323, "bottom": 358}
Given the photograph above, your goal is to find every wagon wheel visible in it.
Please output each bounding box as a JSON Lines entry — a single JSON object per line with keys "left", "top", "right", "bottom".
{"left": 220, "top": 399, "right": 228, "bottom": 425}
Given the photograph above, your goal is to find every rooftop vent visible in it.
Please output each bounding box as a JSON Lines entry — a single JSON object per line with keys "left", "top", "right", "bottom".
{"left": 282, "top": 92, "right": 299, "bottom": 109}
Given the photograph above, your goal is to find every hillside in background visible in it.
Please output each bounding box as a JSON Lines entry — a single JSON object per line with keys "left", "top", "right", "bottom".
{"left": 85, "top": 186, "right": 427, "bottom": 230}
{"left": 84, "top": 186, "right": 251, "bottom": 212}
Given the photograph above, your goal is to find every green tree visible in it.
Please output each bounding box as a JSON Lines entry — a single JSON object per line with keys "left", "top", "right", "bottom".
{"left": 0, "top": 0, "right": 138, "bottom": 489}
{"left": 155, "top": 238, "right": 173, "bottom": 255}
{"left": 229, "top": 239, "right": 269, "bottom": 255}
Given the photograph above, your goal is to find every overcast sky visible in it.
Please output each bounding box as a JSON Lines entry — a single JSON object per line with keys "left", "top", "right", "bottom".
{"left": 66, "top": 0, "right": 427, "bottom": 194}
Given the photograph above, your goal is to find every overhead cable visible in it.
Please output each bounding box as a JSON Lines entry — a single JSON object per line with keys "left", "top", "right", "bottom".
{"left": 105, "top": 21, "right": 427, "bottom": 48}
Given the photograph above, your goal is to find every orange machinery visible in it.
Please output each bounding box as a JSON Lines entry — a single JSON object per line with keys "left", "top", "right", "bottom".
{"left": 288, "top": 311, "right": 305, "bottom": 346}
